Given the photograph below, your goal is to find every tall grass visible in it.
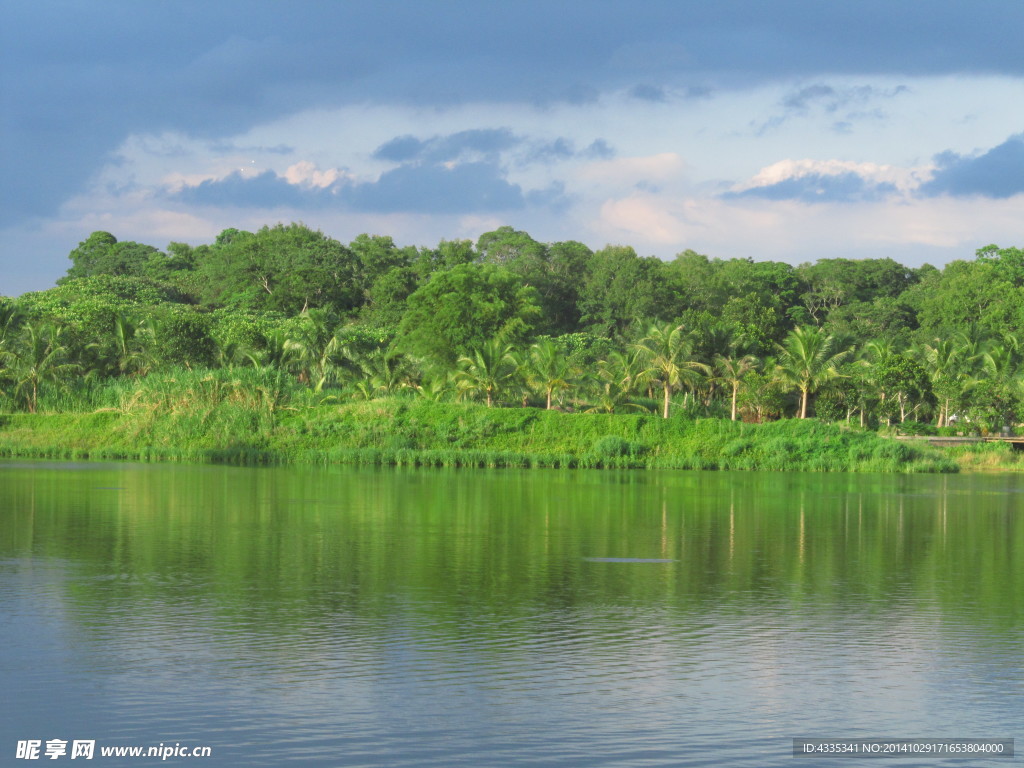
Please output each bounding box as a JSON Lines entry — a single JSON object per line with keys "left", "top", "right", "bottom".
{"left": 0, "top": 370, "right": 957, "bottom": 472}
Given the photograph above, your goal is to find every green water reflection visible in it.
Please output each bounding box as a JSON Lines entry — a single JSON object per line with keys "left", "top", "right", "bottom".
{"left": 1, "top": 462, "right": 1021, "bottom": 767}
{"left": 3, "top": 464, "right": 1020, "bottom": 628}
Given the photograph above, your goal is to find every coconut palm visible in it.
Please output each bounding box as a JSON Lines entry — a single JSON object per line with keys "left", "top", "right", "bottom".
{"left": 523, "top": 338, "right": 577, "bottom": 409}
{"left": 108, "top": 312, "right": 156, "bottom": 376}
{"left": 917, "top": 337, "right": 966, "bottom": 427}
{"left": 351, "top": 348, "right": 415, "bottom": 397}
{"left": 714, "top": 353, "right": 760, "bottom": 421}
{"left": 584, "top": 355, "right": 650, "bottom": 414}
{"left": 285, "top": 311, "right": 346, "bottom": 391}
{"left": 774, "top": 325, "right": 850, "bottom": 419}
{"left": 454, "top": 338, "right": 519, "bottom": 407}
{"left": 635, "top": 322, "right": 710, "bottom": 418}
{"left": 3, "top": 321, "right": 79, "bottom": 413}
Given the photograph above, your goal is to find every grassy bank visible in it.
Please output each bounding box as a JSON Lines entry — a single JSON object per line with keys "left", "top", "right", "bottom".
{"left": 0, "top": 370, "right": 957, "bottom": 472}
{"left": 939, "top": 440, "right": 1024, "bottom": 472}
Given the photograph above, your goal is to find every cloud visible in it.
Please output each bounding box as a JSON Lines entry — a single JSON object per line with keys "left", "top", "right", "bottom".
{"left": 175, "top": 170, "right": 324, "bottom": 209}
{"left": 919, "top": 133, "right": 1024, "bottom": 198}
{"left": 346, "top": 162, "right": 526, "bottom": 214}
{"left": 629, "top": 84, "right": 668, "bottom": 102}
{"left": 755, "top": 83, "right": 910, "bottom": 134}
{"left": 372, "top": 129, "right": 521, "bottom": 164}
{"left": 6, "top": 0, "right": 1024, "bottom": 228}
{"left": 727, "top": 173, "right": 897, "bottom": 203}
{"left": 168, "top": 158, "right": 563, "bottom": 215}
{"left": 726, "top": 159, "right": 917, "bottom": 203}
{"left": 783, "top": 84, "right": 837, "bottom": 111}
{"left": 372, "top": 129, "right": 610, "bottom": 168}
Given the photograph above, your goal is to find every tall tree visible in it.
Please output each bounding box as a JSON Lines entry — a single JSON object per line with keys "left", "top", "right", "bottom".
{"left": 523, "top": 338, "right": 577, "bottom": 409}
{"left": 454, "top": 338, "right": 519, "bottom": 407}
{"left": 636, "top": 322, "right": 710, "bottom": 418}
{"left": 774, "top": 326, "right": 850, "bottom": 418}
{"left": 397, "top": 263, "right": 540, "bottom": 368}
{"left": 3, "top": 321, "right": 79, "bottom": 413}
{"left": 714, "top": 352, "right": 760, "bottom": 421}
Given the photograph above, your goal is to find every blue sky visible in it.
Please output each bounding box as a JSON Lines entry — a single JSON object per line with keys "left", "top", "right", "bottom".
{"left": 3, "top": 0, "right": 1024, "bottom": 295}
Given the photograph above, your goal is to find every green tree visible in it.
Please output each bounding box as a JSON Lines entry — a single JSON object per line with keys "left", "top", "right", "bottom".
{"left": 454, "top": 338, "right": 519, "bottom": 407}
{"left": 917, "top": 337, "right": 968, "bottom": 427}
{"left": 635, "top": 322, "right": 710, "bottom": 419}
{"left": 577, "top": 246, "right": 672, "bottom": 335}
{"left": 523, "top": 338, "right": 578, "bottom": 409}
{"left": 397, "top": 263, "right": 540, "bottom": 368}
{"left": 285, "top": 309, "right": 344, "bottom": 391}
{"left": 106, "top": 312, "right": 155, "bottom": 377}
{"left": 196, "top": 224, "right": 360, "bottom": 315}
{"left": 860, "top": 342, "right": 932, "bottom": 424}
{"left": 714, "top": 352, "right": 760, "bottom": 421}
{"left": 585, "top": 350, "right": 651, "bottom": 414}
{"left": 775, "top": 326, "right": 850, "bottom": 418}
{"left": 3, "top": 321, "right": 79, "bottom": 412}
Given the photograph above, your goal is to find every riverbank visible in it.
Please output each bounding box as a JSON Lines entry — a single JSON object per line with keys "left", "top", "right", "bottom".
{"left": 0, "top": 393, "right": 957, "bottom": 473}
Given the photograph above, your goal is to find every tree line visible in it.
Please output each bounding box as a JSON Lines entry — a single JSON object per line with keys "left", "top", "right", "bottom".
{"left": 1, "top": 223, "right": 1023, "bottom": 432}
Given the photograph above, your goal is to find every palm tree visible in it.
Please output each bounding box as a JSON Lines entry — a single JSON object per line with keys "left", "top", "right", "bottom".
{"left": 454, "top": 338, "right": 518, "bottom": 407}
{"left": 584, "top": 356, "right": 650, "bottom": 414}
{"left": 3, "top": 321, "right": 79, "bottom": 413}
{"left": 714, "top": 353, "right": 760, "bottom": 421}
{"left": 979, "top": 334, "right": 1022, "bottom": 430}
{"left": 109, "top": 312, "right": 156, "bottom": 376}
{"left": 352, "top": 348, "right": 415, "bottom": 397}
{"left": 285, "top": 311, "right": 345, "bottom": 391}
{"left": 774, "top": 325, "right": 849, "bottom": 419}
{"left": 635, "top": 322, "right": 710, "bottom": 419}
{"left": 523, "top": 338, "right": 577, "bottom": 409}
{"left": 256, "top": 329, "right": 301, "bottom": 374}
{"left": 917, "top": 337, "right": 964, "bottom": 427}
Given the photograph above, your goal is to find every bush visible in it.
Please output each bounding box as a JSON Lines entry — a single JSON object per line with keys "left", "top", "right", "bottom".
{"left": 591, "top": 435, "right": 647, "bottom": 458}
{"left": 898, "top": 421, "right": 937, "bottom": 436}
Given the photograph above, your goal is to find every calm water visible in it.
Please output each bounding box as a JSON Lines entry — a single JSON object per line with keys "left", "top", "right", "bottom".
{"left": 0, "top": 461, "right": 1021, "bottom": 766}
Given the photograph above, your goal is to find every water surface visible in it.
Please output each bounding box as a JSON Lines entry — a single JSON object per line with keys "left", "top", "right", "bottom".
{"left": 1, "top": 462, "right": 1020, "bottom": 766}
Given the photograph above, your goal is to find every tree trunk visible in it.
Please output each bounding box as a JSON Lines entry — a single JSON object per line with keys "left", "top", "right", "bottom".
{"left": 663, "top": 383, "right": 671, "bottom": 419}
{"left": 546, "top": 388, "right": 553, "bottom": 410}
{"left": 731, "top": 382, "right": 738, "bottom": 421}
{"left": 800, "top": 387, "right": 808, "bottom": 418}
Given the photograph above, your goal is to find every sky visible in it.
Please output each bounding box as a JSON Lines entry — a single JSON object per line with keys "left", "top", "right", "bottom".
{"left": 3, "top": 1, "right": 1024, "bottom": 296}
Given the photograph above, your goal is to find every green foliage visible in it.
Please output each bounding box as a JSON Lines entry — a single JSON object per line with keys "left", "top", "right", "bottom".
{"left": 0, "top": 394, "right": 955, "bottom": 473}
{"left": 151, "top": 308, "right": 216, "bottom": 368}
{"left": 196, "top": 223, "right": 361, "bottom": 314}
{"left": 9, "top": 225, "right": 1024, "bottom": 458}
{"left": 397, "top": 263, "right": 540, "bottom": 367}
{"left": 61, "top": 231, "right": 179, "bottom": 282}
{"left": 578, "top": 246, "right": 675, "bottom": 335}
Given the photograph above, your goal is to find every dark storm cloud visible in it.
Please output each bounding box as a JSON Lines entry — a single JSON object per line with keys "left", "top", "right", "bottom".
{"left": 5, "top": 0, "right": 1024, "bottom": 224}
{"left": 724, "top": 173, "right": 898, "bottom": 204}
{"left": 919, "top": 134, "right": 1024, "bottom": 199}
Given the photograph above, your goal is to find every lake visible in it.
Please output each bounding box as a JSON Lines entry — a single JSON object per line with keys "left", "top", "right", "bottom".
{"left": 1, "top": 461, "right": 1020, "bottom": 766}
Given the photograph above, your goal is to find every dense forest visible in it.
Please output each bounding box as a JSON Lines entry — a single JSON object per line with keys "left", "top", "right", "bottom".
{"left": 1, "top": 223, "right": 1023, "bottom": 435}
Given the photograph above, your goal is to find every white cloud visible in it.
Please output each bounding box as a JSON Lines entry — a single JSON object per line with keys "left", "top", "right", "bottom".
{"left": 733, "top": 158, "right": 926, "bottom": 195}
{"left": 282, "top": 162, "right": 349, "bottom": 189}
